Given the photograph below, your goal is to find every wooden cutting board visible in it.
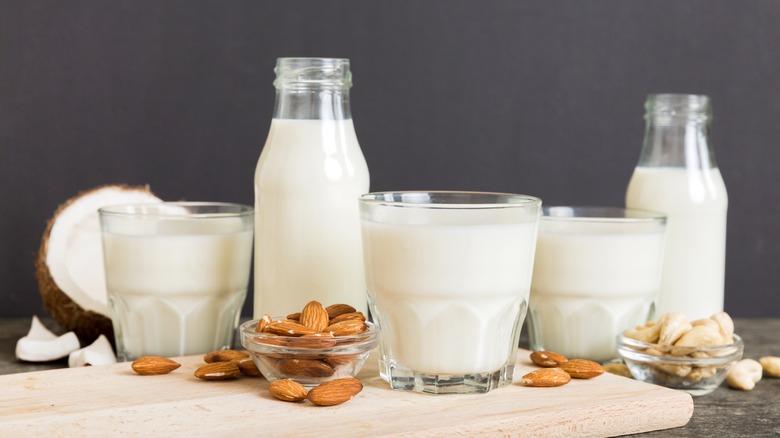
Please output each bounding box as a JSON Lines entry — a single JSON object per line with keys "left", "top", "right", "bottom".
{"left": 0, "top": 349, "right": 692, "bottom": 436}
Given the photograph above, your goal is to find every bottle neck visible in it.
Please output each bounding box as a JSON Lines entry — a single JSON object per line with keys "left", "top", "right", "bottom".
{"left": 636, "top": 94, "right": 717, "bottom": 169}
{"left": 273, "top": 86, "right": 351, "bottom": 120}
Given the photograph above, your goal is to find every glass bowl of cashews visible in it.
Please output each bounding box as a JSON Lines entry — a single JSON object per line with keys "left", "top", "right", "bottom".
{"left": 617, "top": 311, "right": 743, "bottom": 396}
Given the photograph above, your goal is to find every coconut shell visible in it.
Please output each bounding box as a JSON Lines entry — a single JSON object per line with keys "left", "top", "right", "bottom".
{"left": 35, "top": 184, "right": 157, "bottom": 344}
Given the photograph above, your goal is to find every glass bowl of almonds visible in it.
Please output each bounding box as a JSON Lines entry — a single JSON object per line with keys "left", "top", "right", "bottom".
{"left": 616, "top": 311, "right": 743, "bottom": 396}
{"left": 240, "top": 302, "right": 380, "bottom": 386}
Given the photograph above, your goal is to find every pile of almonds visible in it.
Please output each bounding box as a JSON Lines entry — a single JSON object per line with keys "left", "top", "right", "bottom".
{"left": 250, "top": 301, "right": 370, "bottom": 381}
{"left": 521, "top": 351, "right": 605, "bottom": 387}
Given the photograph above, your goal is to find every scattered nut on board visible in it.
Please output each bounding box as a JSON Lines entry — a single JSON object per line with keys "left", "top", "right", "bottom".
{"left": 522, "top": 352, "right": 605, "bottom": 387}
{"left": 306, "top": 377, "right": 364, "bottom": 406}
{"left": 726, "top": 359, "right": 763, "bottom": 391}
{"left": 131, "top": 356, "right": 181, "bottom": 375}
{"left": 604, "top": 362, "right": 632, "bottom": 378}
{"left": 268, "top": 379, "right": 308, "bottom": 402}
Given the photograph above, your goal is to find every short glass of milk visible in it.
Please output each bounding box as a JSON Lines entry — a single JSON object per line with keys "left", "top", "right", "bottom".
{"left": 359, "top": 192, "right": 541, "bottom": 394}
{"left": 527, "top": 207, "right": 666, "bottom": 363}
{"left": 99, "top": 202, "right": 254, "bottom": 361}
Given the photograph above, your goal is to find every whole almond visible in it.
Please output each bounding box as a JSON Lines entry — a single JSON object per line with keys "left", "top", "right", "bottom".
{"left": 324, "top": 319, "right": 368, "bottom": 336}
{"left": 264, "top": 321, "right": 319, "bottom": 337}
{"left": 287, "top": 333, "right": 338, "bottom": 349}
{"left": 300, "top": 301, "right": 330, "bottom": 332}
{"left": 521, "top": 368, "right": 571, "bottom": 387}
{"left": 238, "top": 359, "right": 263, "bottom": 377}
{"left": 560, "top": 359, "right": 606, "bottom": 379}
{"left": 269, "top": 379, "right": 308, "bottom": 402}
{"left": 278, "top": 359, "right": 335, "bottom": 378}
{"left": 255, "top": 314, "right": 272, "bottom": 333}
{"left": 325, "top": 303, "right": 357, "bottom": 319}
{"left": 194, "top": 362, "right": 240, "bottom": 380}
{"left": 307, "top": 377, "right": 363, "bottom": 406}
{"left": 286, "top": 312, "right": 301, "bottom": 321}
{"left": 530, "top": 351, "right": 568, "bottom": 368}
{"left": 329, "top": 312, "right": 367, "bottom": 325}
{"left": 131, "top": 356, "right": 181, "bottom": 375}
{"left": 203, "top": 349, "right": 250, "bottom": 363}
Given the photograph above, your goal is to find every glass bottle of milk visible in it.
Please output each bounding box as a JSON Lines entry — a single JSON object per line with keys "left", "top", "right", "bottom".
{"left": 626, "top": 94, "right": 728, "bottom": 320}
{"left": 254, "top": 58, "right": 370, "bottom": 318}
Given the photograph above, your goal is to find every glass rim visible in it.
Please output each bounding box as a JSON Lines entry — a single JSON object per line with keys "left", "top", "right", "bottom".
{"left": 98, "top": 202, "right": 254, "bottom": 219}
{"left": 359, "top": 191, "right": 542, "bottom": 209}
{"left": 543, "top": 206, "right": 666, "bottom": 224}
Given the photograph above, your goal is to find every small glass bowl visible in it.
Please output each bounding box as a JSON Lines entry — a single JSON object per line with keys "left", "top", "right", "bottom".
{"left": 616, "top": 333, "right": 743, "bottom": 396}
{"left": 239, "top": 318, "right": 380, "bottom": 386}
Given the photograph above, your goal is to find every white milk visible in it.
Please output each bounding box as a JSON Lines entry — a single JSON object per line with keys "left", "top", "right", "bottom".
{"left": 254, "top": 119, "right": 369, "bottom": 317}
{"left": 362, "top": 219, "right": 538, "bottom": 375}
{"left": 529, "top": 221, "right": 665, "bottom": 362}
{"left": 104, "top": 218, "right": 253, "bottom": 359}
{"left": 626, "top": 167, "right": 728, "bottom": 319}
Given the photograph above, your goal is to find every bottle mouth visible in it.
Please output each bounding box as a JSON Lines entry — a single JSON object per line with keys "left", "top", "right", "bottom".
{"left": 274, "top": 58, "right": 352, "bottom": 89}
{"left": 645, "top": 93, "right": 711, "bottom": 123}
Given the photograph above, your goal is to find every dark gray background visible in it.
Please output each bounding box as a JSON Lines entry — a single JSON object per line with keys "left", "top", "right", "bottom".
{"left": 1, "top": 1, "right": 778, "bottom": 318}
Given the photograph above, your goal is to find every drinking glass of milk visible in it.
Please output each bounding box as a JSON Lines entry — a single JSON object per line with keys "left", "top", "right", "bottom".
{"left": 99, "top": 203, "right": 254, "bottom": 361}
{"left": 527, "top": 207, "right": 666, "bottom": 363}
{"left": 359, "top": 192, "right": 541, "bottom": 394}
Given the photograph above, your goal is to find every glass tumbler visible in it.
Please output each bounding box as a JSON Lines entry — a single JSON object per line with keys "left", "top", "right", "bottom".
{"left": 527, "top": 206, "right": 666, "bottom": 363}
{"left": 359, "top": 191, "right": 541, "bottom": 394}
{"left": 99, "top": 202, "right": 254, "bottom": 360}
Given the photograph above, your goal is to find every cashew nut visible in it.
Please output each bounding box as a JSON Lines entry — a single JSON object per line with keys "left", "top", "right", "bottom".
{"left": 604, "top": 362, "right": 632, "bottom": 378}
{"left": 671, "top": 325, "right": 724, "bottom": 356}
{"left": 710, "top": 312, "right": 735, "bottom": 344}
{"left": 759, "top": 356, "right": 780, "bottom": 378}
{"left": 726, "top": 359, "right": 763, "bottom": 390}
{"left": 624, "top": 323, "right": 661, "bottom": 344}
{"left": 691, "top": 318, "right": 719, "bottom": 331}
{"left": 657, "top": 312, "right": 692, "bottom": 346}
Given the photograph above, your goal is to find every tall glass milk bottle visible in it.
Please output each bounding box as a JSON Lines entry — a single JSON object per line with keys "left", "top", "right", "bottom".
{"left": 626, "top": 94, "right": 728, "bottom": 320}
{"left": 254, "top": 58, "right": 369, "bottom": 318}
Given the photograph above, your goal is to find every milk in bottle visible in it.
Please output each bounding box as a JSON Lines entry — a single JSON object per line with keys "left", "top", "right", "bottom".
{"left": 626, "top": 94, "right": 727, "bottom": 320}
{"left": 254, "top": 58, "right": 369, "bottom": 318}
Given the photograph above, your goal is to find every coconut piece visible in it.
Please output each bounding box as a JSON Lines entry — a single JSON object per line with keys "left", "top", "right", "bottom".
{"left": 68, "top": 335, "right": 117, "bottom": 367}
{"left": 36, "top": 184, "right": 162, "bottom": 342}
{"left": 16, "top": 316, "right": 81, "bottom": 362}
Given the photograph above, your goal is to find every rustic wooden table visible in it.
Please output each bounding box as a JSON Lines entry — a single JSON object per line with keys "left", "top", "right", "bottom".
{"left": 1, "top": 317, "right": 778, "bottom": 436}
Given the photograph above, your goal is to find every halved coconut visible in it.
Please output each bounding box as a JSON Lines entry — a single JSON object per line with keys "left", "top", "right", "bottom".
{"left": 35, "top": 184, "right": 162, "bottom": 343}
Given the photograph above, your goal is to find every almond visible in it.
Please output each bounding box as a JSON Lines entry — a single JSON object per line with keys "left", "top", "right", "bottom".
{"left": 286, "top": 312, "right": 301, "bottom": 321}
{"left": 329, "top": 312, "right": 367, "bottom": 325}
{"left": 324, "top": 319, "right": 368, "bottom": 336}
{"left": 287, "top": 333, "right": 338, "bottom": 349}
{"left": 238, "top": 359, "right": 263, "bottom": 377}
{"left": 278, "top": 359, "right": 335, "bottom": 378}
{"left": 131, "top": 356, "right": 181, "bottom": 375}
{"left": 269, "top": 379, "right": 308, "bottom": 402}
{"left": 530, "top": 351, "right": 568, "bottom": 367}
{"left": 255, "top": 314, "right": 272, "bottom": 333}
{"left": 307, "top": 377, "right": 363, "bottom": 406}
{"left": 264, "top": 321, "right": 319, "bottom": 337}
{"left": 300, "top": 301, "right": 330, "bottom": 332}
{"left": 325, "top": 303, "right": 357, "bottom": 319}
{"left": 203, "top": 349, "right": 250, "bottom": 363}
{"left": 194, "top": 362, "right": 240, "bottom": 380}
{"left": 560, "top": 359, "right": 605, "bottom": 379}
{"left": 520, "top": 368, "right": 571, "bottom": 387}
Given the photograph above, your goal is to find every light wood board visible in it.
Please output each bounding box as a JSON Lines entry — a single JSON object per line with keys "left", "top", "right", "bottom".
{"left": 0, "top": 349, "right": 692, "bottom": 437}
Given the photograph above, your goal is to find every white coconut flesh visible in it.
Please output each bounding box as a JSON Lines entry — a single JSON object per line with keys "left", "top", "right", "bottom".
{"left": 68, "top": 335, "right": 117, "bottom": 367}
{"left": 15, "top": 316, "right": 80, "bottom": 362}
{"left": 43, "top": 185, "right": 162, "bottom": 317}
